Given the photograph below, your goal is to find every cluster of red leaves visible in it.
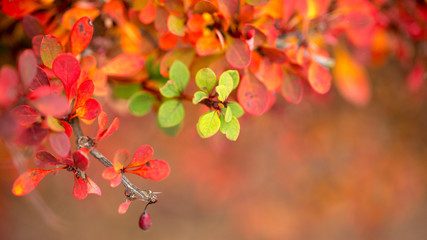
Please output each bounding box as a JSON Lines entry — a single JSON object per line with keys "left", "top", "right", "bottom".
{"left": 12, "top": 148, "right": 101, "bottom": 199}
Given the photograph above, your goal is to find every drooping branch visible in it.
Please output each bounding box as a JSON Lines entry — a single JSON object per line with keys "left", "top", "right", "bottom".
{"left": 70, "top": 118, "right": 157, "bottom": 203}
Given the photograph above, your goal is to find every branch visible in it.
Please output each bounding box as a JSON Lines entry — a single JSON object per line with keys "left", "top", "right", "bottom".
{"left": 70, "top": 118, "right": 158, "bottom": 203}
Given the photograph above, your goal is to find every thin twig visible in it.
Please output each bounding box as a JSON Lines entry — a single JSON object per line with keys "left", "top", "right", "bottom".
{"left": 70, "top": 118, "right": 157, "bottom": 203}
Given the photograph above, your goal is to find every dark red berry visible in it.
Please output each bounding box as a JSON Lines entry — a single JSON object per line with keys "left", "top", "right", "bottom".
{"left": 139, "top": 211, "right": 152, "bottom": 230}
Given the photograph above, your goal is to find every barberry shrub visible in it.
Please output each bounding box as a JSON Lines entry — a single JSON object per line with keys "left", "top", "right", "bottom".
{"left": 1, "top": 0, "right": 426, "bottom": 231}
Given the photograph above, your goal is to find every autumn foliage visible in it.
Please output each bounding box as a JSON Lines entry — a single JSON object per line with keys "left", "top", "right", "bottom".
{"left": 1, "top": 0, "right": 426, "bottom": 232}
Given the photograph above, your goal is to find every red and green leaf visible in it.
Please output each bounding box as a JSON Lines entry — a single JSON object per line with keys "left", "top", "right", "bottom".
{"left": 70, "top": 17, "right": 94, "bottom": 56}
{"left": 74, "top": 98, "right": 101, "bottom": 122}
{"left": 237, "top": 72, "right": 270, "bottom": 116}
{"left": 74, "top": 80, "right": 95, "bottom": 110}
{"left": 225, "top": 38, "right": 251, "bottom": 69}
{"left": 40, "top": 35, "right": 63, "bottom": 69}
{"left": 12, "top": 168, "right": 61, "bottom": 196}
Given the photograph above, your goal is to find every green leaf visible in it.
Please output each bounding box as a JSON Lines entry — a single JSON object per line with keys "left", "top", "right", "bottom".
{"left": 157, "top": 119, "right": 182, "bottom": 137}
{"left": 225, "top": 70, "right": 240, "bottom": 90}
{"left": 169, "top": 60, "right": 190, "bottom": 92}
{"left": 197, "top": 111, "right": 220, "bottom": 138}
{"left": 160, "top": 80, "right": 180, "bottom": 97}
{"left": 193, "top": 91, "right": 208, "bottom": 104}
{"left": 195, "top": 68, "right": 217, "bottom": 94}
{"left": 228, "top": 102, "right": 244, "bottom": 118}
{"left": 128, "top": 92, "right": 155, "bottom": 116}
{"left": 158, "top": 99, "right": 185, "bottom": 127}
{"left": 216, "top": 85, "right": 229, "bottom": 102}
{"left": 220, "top": 116, "right": 240, "bottom": 141}
{"left": 113, "top": 83, "right": 141, "bottom": 99}
{"left": 224, "top": 106, "right": 232, "bottom": 122}
{"left": 218, "top": 71, "right": 234, "bottom": 92}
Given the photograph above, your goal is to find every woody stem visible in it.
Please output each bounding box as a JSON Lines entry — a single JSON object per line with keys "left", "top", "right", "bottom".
{"left": 69, "top": 117, "right": 157, "bottom": 203}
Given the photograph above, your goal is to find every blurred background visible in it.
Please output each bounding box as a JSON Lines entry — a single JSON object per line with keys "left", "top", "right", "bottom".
{"left": 1, "top": 57, "right": 427, "bottom": 240}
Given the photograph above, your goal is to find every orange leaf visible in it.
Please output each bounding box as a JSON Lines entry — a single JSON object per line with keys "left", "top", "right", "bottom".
{"left": 237, "top": 72, "right": 270, "bottom": 116}
{"left": 96, "top": 112, "right": 120, "bottom": 142}
{"left": 196, "top": 35, "right": 222, "bottom": 56}
{"left": 74, "top": 80, "right": 95, "bottom": 110}
{"left": 187, "top": 14, "right": 205, "bottom": 32}
{"left": 281, "top": 71, "right": 303, "bottom": 104}
{"left": 101, "top": 54, "right": 144, "bottom": 77}
{"left": 333, "top": 44, "right": 370, "bottom": 106}
{"left": 127, "top": 145, "right": 153, "bottom": 169}
{"left": 159, "top": 32, "right": 178, "bottom": 50}
{"left": 102, "top": 167, "right": 122, "bottom": 187}
{"left": 113, "top": 149, "right": 129, "bottom": 172}
{"left": 70, "top": 17, "right": 94, "bottom": 56}
{"left": 167, "top": 15, "right": 186, "bottom": 37}
{"left": 75, "top": 98, "right": 101, "bottom": 122}
{"left": 308, "top": 60, "right": 331, "bottom": 94}
{"left": 62, "top": 7, "right": 100, "bottom": 30}
{"left": 12, "top": 168, "right": 60, "bottom": 196}
{"left": 118, "top": 201, "right": 131, "bottom": 214}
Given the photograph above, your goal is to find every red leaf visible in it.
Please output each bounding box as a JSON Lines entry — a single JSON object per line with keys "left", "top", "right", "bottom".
{"left": 40, "top": 35, "right": 63, "bottom": 69}
{"left": 18, "top": 49, "right": 37, "bottom": 88}
{"left": 259, "top": 46, "right": 287, "bottom": 63}
{"left": 73, "top": 176, "right": 88, "bottom": 200}
{"left": 218, "top": 0, "right": 238, "bottom": 19}
{"left": 118, "top": 201, "right": 131, "bottom": 214}
{"left": 1, "top": 0, "right": 40, "bottom": 19}
{"left": 86, "top": 177, "right": 102, "bottom": 196}
{"left": 75, "top": 98, "right": 101, "bottom": 121}
{"left": 22, "top": 15, "right": 44, "bottom": 39}
{"left": 60, "top": 120, "right": 73, "bottom": 137}
{"left": 154, "top": 6, "right": 168, "bottom": 32}
{"left": 139, "top": 211, "right": 152, "bottom": 230}
{"left": 101, "top": 54, "right": 144, "bottom": 77}
{"left": 52, "top": 53, "right": 81, "bottom": 99}
{"left": 73, "top": 150, "right": 89, "bottom": 171}
{"left": 237, "top": 72, "right": 270, "bottom": 116}
{"left": 127, "top": 145, "right": 153, "bottom": 169}
{"left": 30, "top": 86, "right": 69, "bottom": 117}
{"left": 96, "top": 113, "right": 119, "bottom": 142}
{"left": 74, "top": 80, "right": 95, "bottom": 110}
{"left": 29, "top": 67, "right": 50, "bottom": 91}
{"left": 16, "top": 122, "right": 49, "bottom": 146}
{"left": 308, "top": 60, "right": 332, "bottom": 94}
{"left": 12, "top": 168, "right": 60, "bottom": 196}
{"left": 281, "top": 71, "right": 303, "bottom": 104}
{"left": 35, "top": 150, "right": 63, "bottom": 166}
{"left": 407, "top": 62, "right": 426, "bottom": 93}
{"left": 139, "top": 0, "right": 156, "bottom": 24}
{"left": 0, "top": 65, "right": 19, "bottom": 108}
{"left": 70, "top": 17, "right": 94, "bottom": 56}
{"left": 31, "top": 34, "right": 43, "bottom": 57}
{"left": 113, "top": 149, "right": 129, "bottom": 172}
{"left": 11, "top": 105, "right": 40, "bottom": 126}
{"left": 49, "top": 132, "right": 70, "bottom": 158}
{"left": 126, "top": 159, "right": 170, "bottom": 181}
{"left": 102, "top": 167, "right": 122, "bottom": 187}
